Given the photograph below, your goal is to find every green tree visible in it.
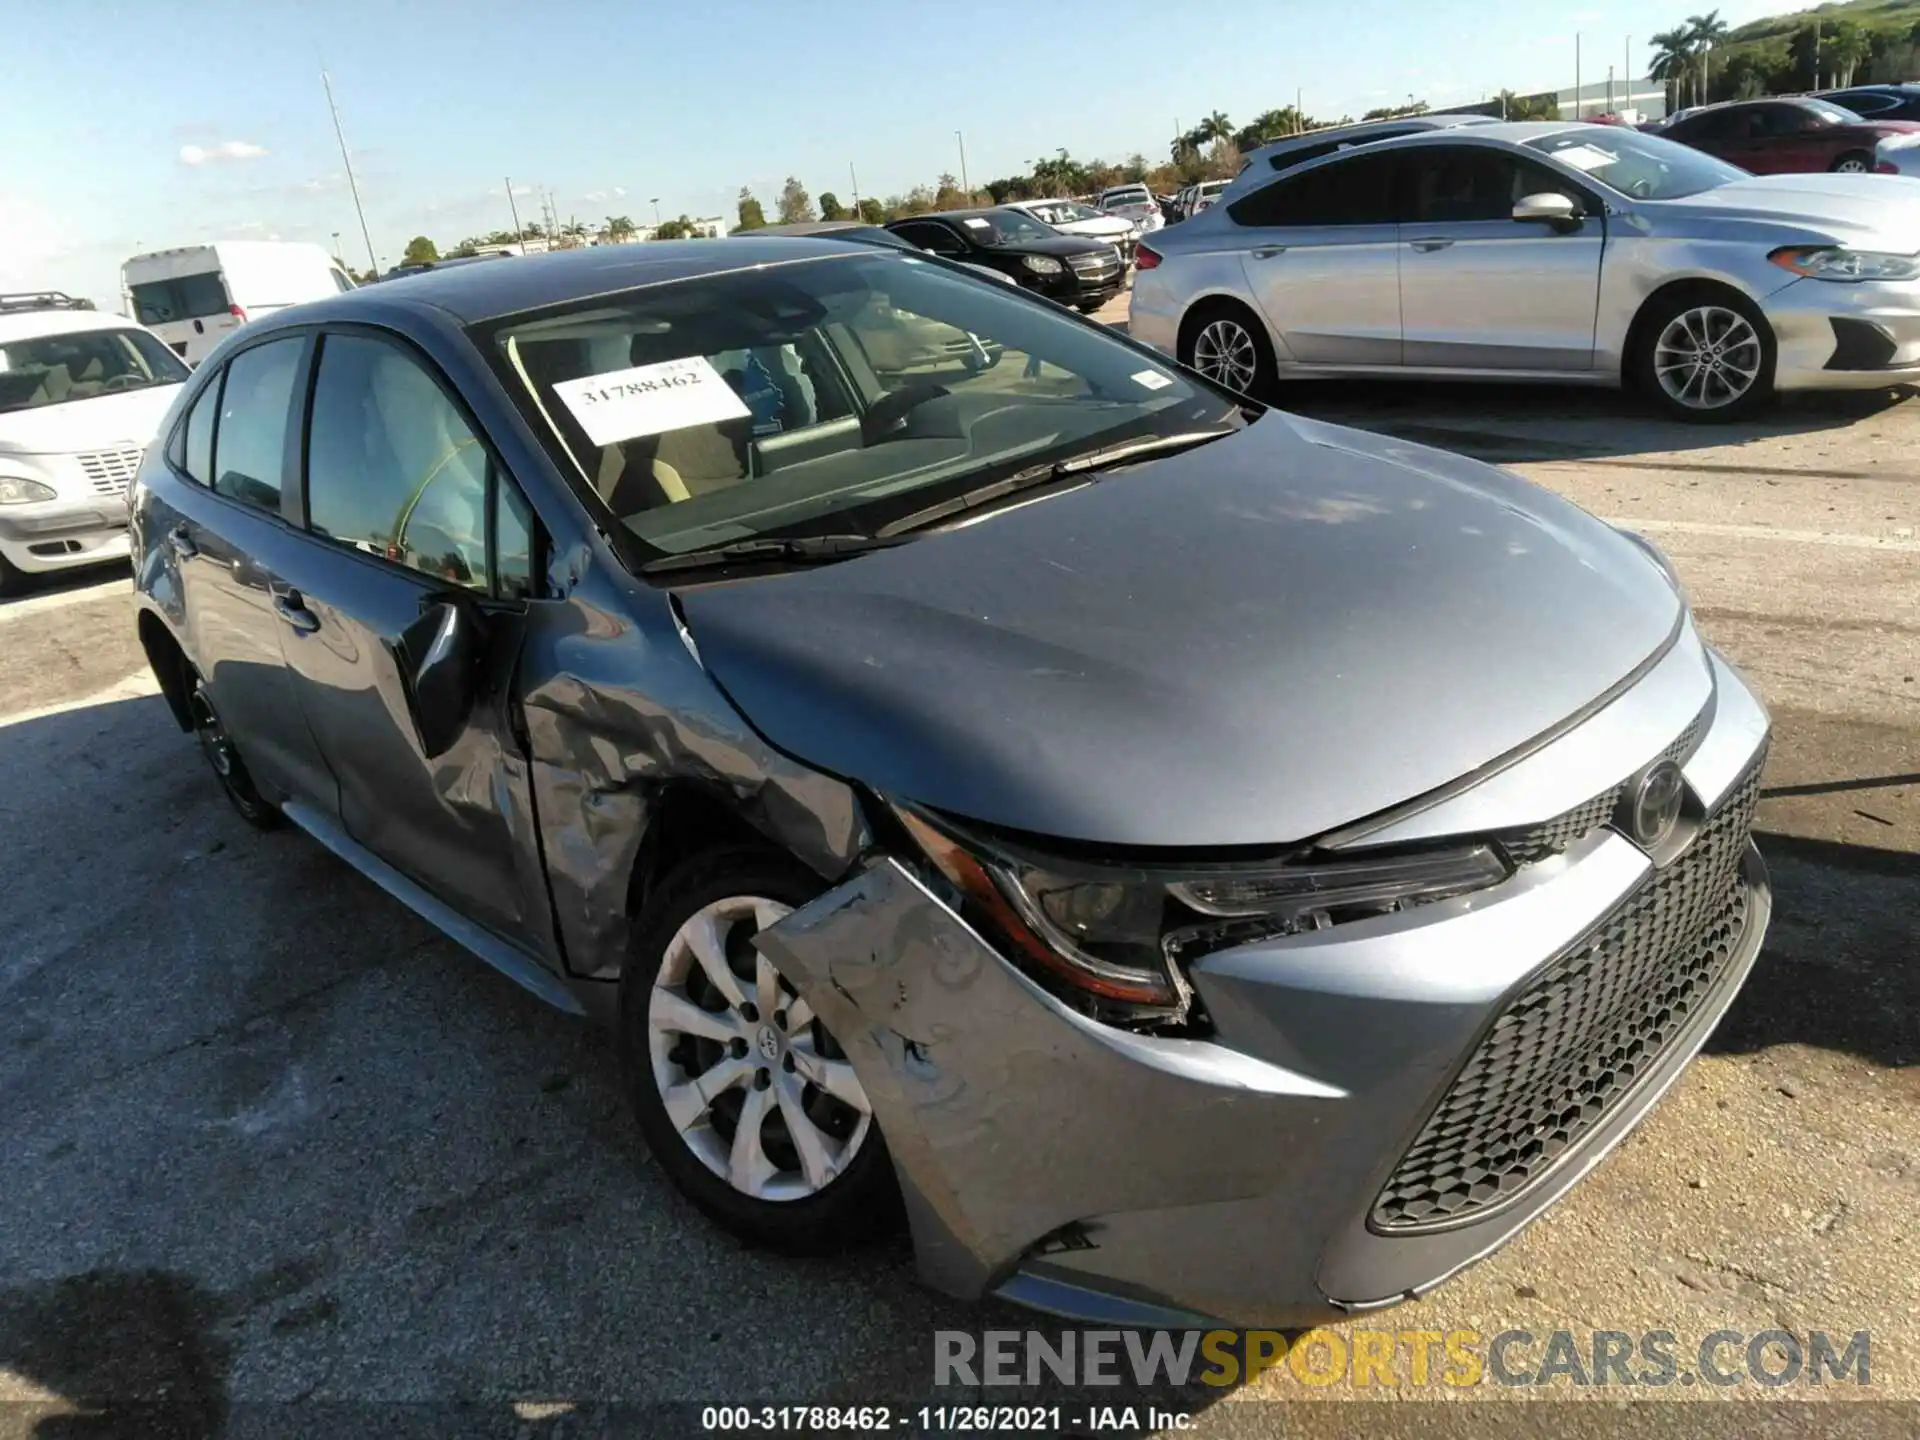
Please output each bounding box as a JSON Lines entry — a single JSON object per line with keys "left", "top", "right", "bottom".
{"left": 855, "top": 197, "right": 886, "bottom": 225}
{"left": 1649, "top": 26, "right": 1698, "bottom": 110}
{"left": 736, "top": 187, "right": 767, "bottom": 230}
{"left": 1687, "top": 11, "right": 1731, "bottom": 105}
{"left": 933, "top": 171, "right": 966, "bottom": 207}
{"left": 653, "top": 214, "right": 700, "bottom": 239}
{"left": 1826, "top": 20, "right": 1870, "bottom": 87}
{"left": 1361, "top": 99, "right": 1429, "bottom": 121}
{"left": 1197, "top": 109, "right": 1233, "bottom": 145}
{"left": 818, "top": 191, "right": 847, "bottom": 220}
{"left": 401, "top": 235, "right": 439, "bottom": 266}
{"left": 602, "top": 214, "right": 636, "bottom": 242}
{"left": 1498, "top": 90, "right": 1561, "bottom": 121}
{"left": 776, "top": 176, "right": 815, "bottom": 224}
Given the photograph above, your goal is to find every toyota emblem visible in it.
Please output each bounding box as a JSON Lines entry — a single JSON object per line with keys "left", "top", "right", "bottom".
{"left": 1624, "top": 759, "right": 1686, "bottom": 851}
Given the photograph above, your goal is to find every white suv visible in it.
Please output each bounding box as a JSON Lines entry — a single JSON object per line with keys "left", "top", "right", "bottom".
{"left": 0, "top": 294, "right": 189, "bottom": 593}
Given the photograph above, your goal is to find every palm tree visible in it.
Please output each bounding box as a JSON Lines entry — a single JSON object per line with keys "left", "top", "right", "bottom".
{"left": 603, "top": 214, "right": 636, "bottom": 242}
{"left": 1170, "top": 129, "right": 1202, "bottom": 164}
{"left": 1827, "top": 20, "right": 1871, "bottom": 87}
{"left": 1687, "top": 11, "right": 1731, "bottom": 104}
{"left": 1198, "top": 110, "right": 1233, "bottom": 145}
{"left": 1649, "top": 27, "right": 1697, "bottom": 111}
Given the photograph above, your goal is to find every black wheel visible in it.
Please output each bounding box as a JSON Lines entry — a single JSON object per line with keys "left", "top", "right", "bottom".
{"left": 188, "top": 675, "right": 281, "bottom": 828}
{"left": 0, "top": 551, "right": 28, "bottom": 599}
{"left": 1831, "top": 150, "right": 1873, "bottom": 174}
{"left": 618, "top": 846, "right": 899, "bottom": 1254}
{"left": 1075, "top": 300, "right": 1105, "bottom": 314}
{"left": 1179, "top": 300, "right": 1277, "bottom": 400}
{"left": 1630, "top": 286, "right": 1776, "bottom": 423}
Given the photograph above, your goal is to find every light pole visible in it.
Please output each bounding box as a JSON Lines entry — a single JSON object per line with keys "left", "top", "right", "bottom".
{"left": 504, "top": 176, "right": 526, "bottom": 247}
{"left": 331, "top": 231, "right": 342, "bottom": 266}
{"left": 955, "top": 130, "right": 970, "bottom": 197}
{"left": 651, "top": 197, "right": 662, "bottom": 228}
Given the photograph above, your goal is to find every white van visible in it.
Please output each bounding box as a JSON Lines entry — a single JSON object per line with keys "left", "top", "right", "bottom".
{"left": 122, "top": 242, "right": 354, "bottom": 365}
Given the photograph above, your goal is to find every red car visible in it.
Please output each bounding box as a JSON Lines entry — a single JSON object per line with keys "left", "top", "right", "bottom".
{"left": 1659, "top": 96, "right": 1920, "bottom": 174}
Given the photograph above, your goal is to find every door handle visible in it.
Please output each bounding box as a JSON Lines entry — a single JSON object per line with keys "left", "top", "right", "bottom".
{"left": 272, "top": 590, "right": 321, "bottom": 635}
{"left": 1250, "top": 245, "right": 1287, "bottom": 259}
{"left": 167, "top": 525, "right": 198, "bottom": 559}
{"left": 1409, "top": 237, "right": 1455, "bottom": 253}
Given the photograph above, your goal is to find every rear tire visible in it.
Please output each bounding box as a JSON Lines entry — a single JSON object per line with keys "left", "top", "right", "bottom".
{"left": 1178, "top": 299, "right": 1278, "bottom": 400}
{"left": 1629, "top": 286, "right": 1776, "bottom": 423}
{"left": 1831, "top": 150, "right": 1873, "bottom": 174}
{"left": 618, "top": 846, "right": 900, "bottom": 1254}
{"left": 189, "top": 675, "right": 281, "bottom": 829}
{"left": 0, "top": 553, "right": 25, "bottom": 599}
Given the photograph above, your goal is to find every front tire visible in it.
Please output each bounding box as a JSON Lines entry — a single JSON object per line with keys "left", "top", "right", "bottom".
{"left": 1179, "top": 300, "right": 1277, "bottom": 400}
{"left": 1630, "top": 287, "right": 1776, "bottom": 423}
{"left": 618, "top": 847, "right": 898, "bottom": 1253}
{"left": 1831, "top": 150, "right": 1873, "bottom": 174}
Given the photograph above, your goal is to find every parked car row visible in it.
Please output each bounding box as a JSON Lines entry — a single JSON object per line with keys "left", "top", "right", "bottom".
{"left": 1129, "top": 119, "right": 1920, "bottom": 422}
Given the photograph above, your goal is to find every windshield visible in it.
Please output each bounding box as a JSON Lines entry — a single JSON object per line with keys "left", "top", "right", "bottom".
{"left": 1802, "top": 98, "right": 1864, "bottom": 124}
{"left": 976, "top": 211, "right": 1055, "bottom": 244}
{"left": 0, "top": 327, "right": 188, "bottom": 415}
{"left": 1028, "top": 201, "right": 1102, "bottom": 225}
{"left": 484, "top": 252, "right": 1242, "bottom": 562}
{"left": 1525, "top": 128, "right": 1747, "bottom": 200}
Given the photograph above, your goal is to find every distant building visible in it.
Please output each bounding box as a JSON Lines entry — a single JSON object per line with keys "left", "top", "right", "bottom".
{"left": 636, "top": 217, "right": 726, "bottom": 241}
{"left": 1459, "top": 76, "right": 1667, "bottom": 124}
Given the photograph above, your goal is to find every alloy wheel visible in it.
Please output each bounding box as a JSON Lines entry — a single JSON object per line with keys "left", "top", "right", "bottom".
{"left": 1833, "top": 156, "right": 1870, "bottom": 173}
{"left": 1652, "top": 305, "right": 1763, "bottom": 411}
{"left": 647, "top": 895, "right": 871, "bottom": 1201}
{"left": 190, "top": 686, "right": 237, "bottom": 779}
{"left": 1192, "top": 318, "right": 1259, "bottom": 393}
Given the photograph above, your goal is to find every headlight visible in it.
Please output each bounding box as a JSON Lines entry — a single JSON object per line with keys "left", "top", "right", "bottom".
{"left": 1021, "top": 254, "right": 1064, "bottom": 275}
{"left": 1768, "top": 246, "right": 1920, "bottom": 281}
{"left": 892, "top": 805, "right": 1510, "bottom": 1023}
{"left": 0, "top": 475, "right": 58, "bottom": 505}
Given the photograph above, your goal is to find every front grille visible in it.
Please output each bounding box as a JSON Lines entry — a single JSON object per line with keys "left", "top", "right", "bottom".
{"left": 1372, "top": 752, "right": 1765, "bottom": 1232}
{"left": 1067, "top": 249, "right": 1120, "bottom": 276}
{"left": 77, "top": 447, "right": 143, "bottom": 495}
{"left": 1499, "top": 708, "right": 1709, "bottom": 866}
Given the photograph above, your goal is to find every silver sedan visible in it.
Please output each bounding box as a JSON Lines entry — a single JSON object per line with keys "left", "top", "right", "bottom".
{"left": 1131, "top": 121, "right": 1920, "bottom": 420}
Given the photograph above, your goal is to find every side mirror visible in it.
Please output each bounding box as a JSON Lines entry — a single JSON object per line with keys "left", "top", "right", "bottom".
{"left": 394, "top": 593, "right": 487, "bottom": 759}
{"left": 1513, "top": 192, "right": 1581, "bottom": 229}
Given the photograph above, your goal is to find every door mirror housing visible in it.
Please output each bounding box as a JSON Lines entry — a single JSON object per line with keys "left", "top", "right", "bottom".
{"left": 1513, "top": 192, "right": 1582, "bottom": 229}
{"left": 394, "top": 593, "right": 487, "bottom": 759}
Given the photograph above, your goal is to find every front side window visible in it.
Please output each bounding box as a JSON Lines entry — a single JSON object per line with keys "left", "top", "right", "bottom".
{"left": 484, "top": 251, "right": 1242, "bottom": 563}
{"left": 128, "top": 272, "right": 229, "bottom": 326}
{"left": 894, "top": 222, "right": 964, "bottom": 255}
{"left": 182, "top": 373, "right": 221, "bottom": 485}
{"left": 0, "top": 328, "right": 189, "bottom": 415}
{"left": 1228, "top": 151, "right": 1404, "bottom": 227}
{"left": 305, "top": 334, "right": 495, "bottom": 592}
{"left": 1403, "top": 147, "right": 1588, "bottom": 224}
{"left": 1525, "top": 128, "right": 1745, "bottom": 200}
{"left": 210, "top": 337, "right": 303, "bottom": 514}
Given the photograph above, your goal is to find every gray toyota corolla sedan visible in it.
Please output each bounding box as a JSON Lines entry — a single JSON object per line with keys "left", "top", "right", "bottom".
{"left": 129, "top": 240, "right": 1772, "bottom": 1327}
{"left": 1132, "top": 120, "right": 1920, "bottom": 421}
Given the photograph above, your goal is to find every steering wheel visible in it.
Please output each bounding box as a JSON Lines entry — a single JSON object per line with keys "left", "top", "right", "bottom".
{"left": 1627, "top": 176, "right": 1655, "bottom": 198}
{"left": 101, "top": 374, "right": 146, "bottom": 391}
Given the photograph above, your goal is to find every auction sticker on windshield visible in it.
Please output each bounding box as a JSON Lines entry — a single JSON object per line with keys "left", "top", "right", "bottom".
{"left": 552, "top": 356, "right": 752, "bottom": 446}
{"left": 1548, "top": 143, "right": 1618, "bottom": 172}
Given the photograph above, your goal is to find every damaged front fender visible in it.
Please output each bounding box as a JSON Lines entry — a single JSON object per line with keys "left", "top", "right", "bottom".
{"left": 752, "top": 857, "right": 1344, "bottom": 1304}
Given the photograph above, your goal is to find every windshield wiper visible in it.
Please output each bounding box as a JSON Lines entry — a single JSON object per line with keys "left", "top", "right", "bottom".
{"left": 639, "top": 532, "right": 908, "bottom": 576}
{"left": 875, "top": 428, "right": 1236, "bottom": 538}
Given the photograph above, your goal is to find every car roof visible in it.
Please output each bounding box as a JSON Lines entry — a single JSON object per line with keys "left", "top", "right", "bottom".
{"left": 247, "top": 238, "right": 873, "bottom": 326}
{"left": 752, "top": 221, "right": 874, "bottom": 236}
{"left": 1241, "top": 112, "right": 1499, "bottom": 163}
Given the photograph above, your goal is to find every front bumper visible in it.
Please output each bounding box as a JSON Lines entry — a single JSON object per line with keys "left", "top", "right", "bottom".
{"left": 0, "top": 499, "right": 133, "bottom": 573}
{"left": 757, "top": 645, "right": 1773, "bottom": 1327}
{"left": 1767, "top": 274, "right": 1920, "bottom": 390}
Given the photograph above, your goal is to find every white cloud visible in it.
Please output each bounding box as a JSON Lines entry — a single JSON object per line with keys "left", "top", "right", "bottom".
{"left": 582, "top": 186, "right": 627, "bottom": 203}
{"left": 180, "top": 140, "right": 268, "bottom": 166}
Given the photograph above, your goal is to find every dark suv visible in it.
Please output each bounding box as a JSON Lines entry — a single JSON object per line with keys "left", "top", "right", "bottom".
{"left": 886, "top": 209, "right": 1123, "bottom": 312}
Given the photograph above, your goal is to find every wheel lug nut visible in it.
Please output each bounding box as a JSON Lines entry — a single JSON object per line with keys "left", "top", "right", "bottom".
{"left": 740, "top": 1003, "right": 758, "bottom": 1023}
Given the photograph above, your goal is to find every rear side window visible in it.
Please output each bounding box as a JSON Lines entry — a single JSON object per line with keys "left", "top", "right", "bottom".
{"left": 305, "top": 333, "right": 515, "bottom": 595}
{"left": 128, "top": 272, "right": 229, "bottom": 326}
{"left": 1228, "top": 152, "right": 1404, "bottom": 227}
{"left": 182, "top": 374, "right": 221, "bottom": 485}
{"left": 212, "top": 337, "right": 303, "bottom": 514}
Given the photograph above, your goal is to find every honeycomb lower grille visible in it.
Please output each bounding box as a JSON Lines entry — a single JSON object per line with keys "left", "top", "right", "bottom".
{"left": 1372, "top": 754, "right": 1764, "bottom": 1232}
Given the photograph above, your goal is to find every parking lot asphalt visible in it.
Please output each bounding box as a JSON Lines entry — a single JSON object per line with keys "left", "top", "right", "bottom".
{"left": 1, "top": 316, "right": 1916, "bottom": 1436}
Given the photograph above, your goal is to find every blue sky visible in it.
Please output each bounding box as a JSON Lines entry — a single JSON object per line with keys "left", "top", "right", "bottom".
{"left": 7, "top": 0, "right": 1783, "bottom": 307}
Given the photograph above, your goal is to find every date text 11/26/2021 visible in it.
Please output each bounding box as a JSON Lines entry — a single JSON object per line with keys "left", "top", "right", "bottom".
{"left": 699, "top": 1405, "right": 1194, "bottom": 1432}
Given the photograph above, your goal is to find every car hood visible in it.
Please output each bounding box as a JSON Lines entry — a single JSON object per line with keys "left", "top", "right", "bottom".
{"left": 987, "top": 234, "right": 1114, "bottom": 258}
{"left": 1656, "top": 172, "right": 1920, "bottom": 239}
{"left": 0, "top": 384, "right": 182, "bottom": 458}
{"left": 1055, "top": 216, "right": 1134, "bottom": 238}
{"left": 676, "top": 413, "right": 1681, "bottom": 849}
